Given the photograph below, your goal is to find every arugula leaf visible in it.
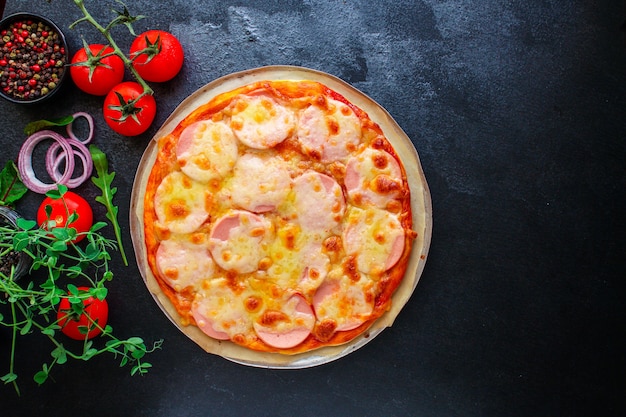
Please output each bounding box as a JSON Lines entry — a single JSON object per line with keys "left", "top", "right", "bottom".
{"left": 89, "top": 145, "right": 128, "bottom": 266}
{"left": 23, "top": 115, "right": 75, "bottom": 136}
{"left": 0, "top": 161, "right": 28, "bottom": 207}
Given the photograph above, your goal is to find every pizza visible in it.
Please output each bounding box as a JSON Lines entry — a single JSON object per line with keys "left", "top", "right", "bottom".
{"left": 136, "top": 71, "right": 427, "bottom": 358}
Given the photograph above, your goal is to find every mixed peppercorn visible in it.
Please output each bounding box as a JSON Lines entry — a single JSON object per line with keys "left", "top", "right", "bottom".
{"left": 0, "top": 18, "right": 67, "bottom": 101}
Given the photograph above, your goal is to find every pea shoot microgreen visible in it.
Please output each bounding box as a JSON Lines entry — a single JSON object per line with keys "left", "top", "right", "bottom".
{"left": 0, "top": 185, "right": 161, "bottom": 396}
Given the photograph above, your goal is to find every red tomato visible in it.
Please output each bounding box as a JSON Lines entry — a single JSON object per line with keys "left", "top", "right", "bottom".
{"left": 70, "top": 44, "right": 125, "bottom": 96}
{"left": 37, "top": 191, "right": 93, "bottom": 243}
{"left": 103, "top": 81, "right": 157, "bottom": 136}
{"left": 130, "top": 30, "right": 184, "bottom": 82}
{"left": 57, "top": 287, "right": 109, "bottom": 340}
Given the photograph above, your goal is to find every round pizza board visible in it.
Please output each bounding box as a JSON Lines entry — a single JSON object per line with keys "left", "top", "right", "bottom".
{"left": 130, "top": 65, "right": 432, "bottom": 368}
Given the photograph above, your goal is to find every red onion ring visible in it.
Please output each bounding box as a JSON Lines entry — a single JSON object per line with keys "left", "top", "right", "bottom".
{"left": 66, "top": 112, "right": 94, "bottom": 144}
{"left": 18, "top": 112, "right": 96, "bottom": 193}
{"left": 45, "top": 138, "right": 94, "bottom": 188}
{"left": 18, "top": 130, "right": 75, "bottom": 194}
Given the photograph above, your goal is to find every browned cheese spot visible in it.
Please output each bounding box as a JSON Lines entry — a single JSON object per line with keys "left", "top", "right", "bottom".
{"left": 232, "top": 333, "right": 246, "bottom": 345}
{"left": 190, "top": 233, "right": 206, "bottom": 245}
{"left": 315, "top": 95, "right": 328, "bottom": 109}
{"left": 250, "top": 227, "right": 266, "bottom": 238}
{"left": 322, "top": 235, "right": 342, "bottom": 253}
{"left": 314, "top": 319, "right": 337, "bottom": 342}
{"left": 258, "top": 257, "right": 272, "bottom": 270}
{"left": 166, "top": 200, "right": 190, "bottom": 220}
{"left": 164, "top": 267, "right": 178, "bottom": 280}
{"left": 373, "top": 175, "right": 401, "bottom": 195}
{"left": 343, "top": 255, "right": 360, "bottom": 282}
{"left": 327, "top": 118, "right": 340, "bottom": 135}
{"left": 182, "top": 176, "right": 193, "bottom": 188}
{"left": 260, "top": 310, "right": 289, "bottom": 326}
{"left": 244, "top": 295, "right": 262, "bottom": 312}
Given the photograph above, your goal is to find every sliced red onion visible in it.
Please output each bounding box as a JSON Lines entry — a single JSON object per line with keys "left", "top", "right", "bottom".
{"left": 18, "top": 130, "right": 75, "bottom": 194}
{"left": 66, "top": 112, "right": 95, "bottom": 144}
{"left": 45, "top": 138, "right": 94, "bottom": 188}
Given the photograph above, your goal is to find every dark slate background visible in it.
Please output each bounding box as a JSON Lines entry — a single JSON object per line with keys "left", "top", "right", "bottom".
{"left": 1, "top": 1, "right": 625, "bottom": 416}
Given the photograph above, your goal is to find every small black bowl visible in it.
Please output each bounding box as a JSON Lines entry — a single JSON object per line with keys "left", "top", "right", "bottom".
{"left": 0, "top": 12, "right": 70, "bottom": 105}
{"left": 0, "top": 206, "right": 32, "bottom": 280}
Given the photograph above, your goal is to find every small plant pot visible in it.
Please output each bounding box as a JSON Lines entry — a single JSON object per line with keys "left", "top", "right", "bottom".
{"left": 0, "top": 206, "right": 32, "bottom": 280}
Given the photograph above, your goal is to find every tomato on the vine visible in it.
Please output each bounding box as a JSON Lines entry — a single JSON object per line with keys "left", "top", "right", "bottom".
{"left": 70, "top": 44, "right": 125, "bottom": 96}
{"left": 103, "top": 81, "right": 157, "bottom": 136}
{"left": 57, "top": 287, "right": 109, "bottom": 340}
{"left": 130, "top": 30, "right": 184, "bottom": 82}
{"left": 37, "top": 191, "right": 93, "bottom": 243}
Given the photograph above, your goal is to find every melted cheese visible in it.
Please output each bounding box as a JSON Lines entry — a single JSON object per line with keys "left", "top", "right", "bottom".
{"left": 176, "top": 120, "right": 239, "bottom": 184}
{"left": 312, "top": 269, "right": 375, "bottom": 331}
{"left": 290, "top": 170, "right": 345, "bottom": 236}
{"left": 154, "top": 171, "right": 210, "bottom": 233}
{"left": 252, "top": 294, "right": 315, "bottom": 348}
{"left": 267, "top": 221, "right": 330, "bottom": 295}
{"left": 345, "top": 147, "right": 403, "bottom": 209}
{"left": 230, "top": 95, "right": 295, "bottom": 149}
{"left": 342, "top": 206, "right": 405, "bottom": 275}
{"left": 297, "top": 98, "right": 362, "bottom": 162}
{"left": 209, "top": 210, "right": 272, "bottom": 274}
{"left": 193, "top": 278, "right": 252, "bottom": 338}
{"left": 228, "top": 152, "right": 292, "bottom": 213}
{"left": 156, "top": 233, "right": 214, "bottom": 292}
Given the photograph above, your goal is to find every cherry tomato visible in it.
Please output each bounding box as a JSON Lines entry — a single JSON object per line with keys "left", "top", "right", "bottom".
{"left": 37, "top": 191, "right": 93, "bottom": 243}
{"left": 70, "top": 44, "right": 125, "bottom": 96}
{"left": 57, "top": 287, "right": 109, "bottom": 340}
{"left": 130, "top": 30, "right": 184, "bottom": 82}
{"left": 103, "top": 81, "right": 157, "bottom": 136}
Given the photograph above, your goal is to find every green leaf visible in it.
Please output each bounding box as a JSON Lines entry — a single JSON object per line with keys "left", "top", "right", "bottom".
{"left": 13, "top": 232, "right": 30, "bottom": 251}
{"left": 51, "top": 346, "right": 68, "bottom": 364}
{"left": 94, "top": 286, "right": 108, "bottom": 300}
{"left": 41, "top": 327, "right": 55, "bottom": 336}
{"left": 103, "top": 270, "right": 114, "bottom": 281}
{"left": 51, "top": 240, "right": 68, "bottom": 252}
{"left": 0, "top": 160, "right": 28, "bottom": 206}
{"left": 90, "top": 145, "right": 128, "bottom": 266}
{"left": 66, "top": 265, "right": 84, "bottom": 277}
{"left": 83, "top": 348, "right": 98, "bottom": 360}
{"left": 19, "top": 320, "right": 32, "bottom": 335}
{"left": 33, "top": 370, "right": 48, "bottom": 385}
{"left": 23, "top": 115, "right": 75, "bottom": 136}
{"left": 126, "top": 336, "right": 144, "bottom": 345}
{"left": 85, "top": 241, "right": 100, "bottom": 259}
{"left": 45, "top": 186, "right": 65, "bottom": 200}
{"left": 16, "top": 218, "right": 36, "bottom": 231}
{"left": 67, "top": 211, "right": 79, "bottom": 225}
{"left": 131, "top": 349, "right": 146, "bottom": 360}
{"left": 90, "top": 221, "right": 108, "bottom": 233}
{"left": 67, "top": 283, "right": 79, "bottom": 296}
{"left": 1, "top": 372, "right": 18, "bottom": 384}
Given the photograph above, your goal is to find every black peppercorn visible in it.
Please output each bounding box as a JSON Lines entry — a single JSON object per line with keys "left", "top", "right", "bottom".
{"left": 0, "top": 17, "right": 67, "bottom": 101}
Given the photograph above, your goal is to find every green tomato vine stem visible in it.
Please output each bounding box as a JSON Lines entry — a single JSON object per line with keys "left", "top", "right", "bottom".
{"left": 70, "top": 0, "right": 154, "bottom": 100}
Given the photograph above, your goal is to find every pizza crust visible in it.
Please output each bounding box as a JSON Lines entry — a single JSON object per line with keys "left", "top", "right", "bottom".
{"left": 130, "top": 66, "right": 432, "bottom": 368}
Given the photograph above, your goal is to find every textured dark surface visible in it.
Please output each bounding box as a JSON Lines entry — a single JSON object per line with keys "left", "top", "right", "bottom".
{"left": 1, "top": 1, "right": 625, "bottom": 416}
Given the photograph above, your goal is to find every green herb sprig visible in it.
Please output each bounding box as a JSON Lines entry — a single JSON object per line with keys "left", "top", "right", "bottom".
{"left": 89, "top": 145, "right": 128, "bottom": 266}
{"left": 0, "top": 185, "right": 161, "bottom": 395}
